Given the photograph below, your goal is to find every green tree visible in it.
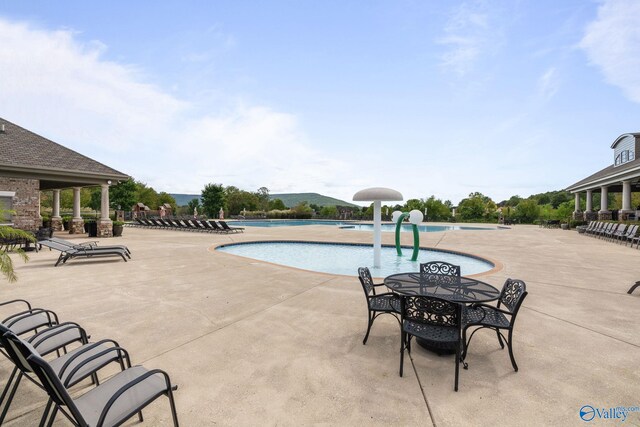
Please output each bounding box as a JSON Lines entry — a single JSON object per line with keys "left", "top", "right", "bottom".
{"left": 424, "top": 196, "right": 452, "bottom": 221}
{"left": 226, "top": 190, "right": 259, "bottom": 215}
{"left": 187, "top": 198, "right": 201, "bottom": 214}
{"left": 513, "top": 199, "right": 540, "bottom": 223}
{"left": 0, "top": 219, "right": 34, "bottom": 283}
{"left": 269, "top": 199, "right": 286, "bottom": 210}
{"left": 457, "top": 194, "right": 486, "bottom": 221}
{"left": 404, "top": 199, "right": 424, "bottom": 212}
{"left": 291, "top": 201, "right": 313, "bottom": 218}
{"left": 88, "top": 188, "right": 102, "bottom": 212}
{"left": 256, "top": 187, "right": 270, "bottom": 211}
{"left": 201, "top": 183, "right": 226, "bottom": 217}
{"left": 109, "top": 179, "right": 137, "bottom": 210}
{"left": 320, "top": 206, "right": 338, "bottom": 217}
{"left": 135, "top": 182, "right": 160, "bottom": 209}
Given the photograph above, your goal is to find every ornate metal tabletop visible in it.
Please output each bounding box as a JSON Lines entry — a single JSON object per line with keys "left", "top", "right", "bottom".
{"left": 384, "top": 272, "right": 500, "bottom": 303}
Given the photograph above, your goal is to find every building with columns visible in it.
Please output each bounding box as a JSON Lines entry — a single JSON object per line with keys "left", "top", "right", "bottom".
{"left": 566, "top": 133, "right": 640, "bottom": 221}
{"left": 0, "top": 117, "right": 129, "bottom": 237}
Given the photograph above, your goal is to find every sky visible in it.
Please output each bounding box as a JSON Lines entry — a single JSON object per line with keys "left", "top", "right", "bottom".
{"left": 0, "top": 0, "right": 639, "bottom": 206}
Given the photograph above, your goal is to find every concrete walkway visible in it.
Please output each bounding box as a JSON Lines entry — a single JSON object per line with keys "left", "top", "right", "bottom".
{"left": 1, "top": 223, "right": 638, "bottom": 426}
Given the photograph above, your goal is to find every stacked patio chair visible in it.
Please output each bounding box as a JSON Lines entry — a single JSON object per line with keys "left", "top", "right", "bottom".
{"left": 0, "top": 299, "right": 180, "bottom": 426}
{"left": 461, "top": 278, "right": 528, "bottom": 372}
{"left": 357, "top": 267, "right": 400, "bottom": 345}
{"left": 620, "top": 224, "right": 639, "bottom": 245}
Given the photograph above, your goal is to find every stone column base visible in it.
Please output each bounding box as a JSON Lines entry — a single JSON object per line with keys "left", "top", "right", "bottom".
{"left": 69, "top": 219, "right": 85, "bottom": 234}
{"left": 584, "top": 211, "right": 598, "bottom": 221}
{"left": 51, "top": 217, "right": 64, "bottom": 231}
{"left": 572, "top": 211, "right": 583, "bottom": 220}
{"left": 598, "top": 211, "right": 612, "bottom": 220}
{"left": 97, "top": 220, "right": 113, "bottom": 238}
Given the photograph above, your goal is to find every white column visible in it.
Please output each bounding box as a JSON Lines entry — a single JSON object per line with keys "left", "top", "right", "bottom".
{"left": 622, "top": 180, "right": 632, "bottom": 212}
{"left": 574, "top": 193, "right": 581, "bottom": 213}
{"left": 599, "top": 186, "right": 609, "bottom": 213}
{"left": 373, "top": 200, "right": 381, "bottom": 268}
{"left": 100, "top": 184, "right": 110, "bottom": 220}
{"left": 73, "top": 187, "right": 82, "bottom": 219}
{"left": 586, "top": 189, "right": 593, "bottom": 212}
{"left": 52, "top": 189, "right": 61, "bottom": 219}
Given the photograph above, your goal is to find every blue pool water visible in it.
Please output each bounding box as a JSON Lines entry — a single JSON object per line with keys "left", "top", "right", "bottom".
{"left": 216, "top": 241, "right": 494, "bottom": 277}
{"left": 228, "top": 220, "right": 494, "bottom": 233}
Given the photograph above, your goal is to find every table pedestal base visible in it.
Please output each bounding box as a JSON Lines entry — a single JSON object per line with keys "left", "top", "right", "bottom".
{"left": 416, "top": 337, "right": 456, "bottom": 355}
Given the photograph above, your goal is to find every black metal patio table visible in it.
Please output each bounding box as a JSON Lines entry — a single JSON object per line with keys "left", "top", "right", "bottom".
{"left": 384, "top": 272, "right": 500, "bottom": 303}
{"left": 384, "top": 272, "right": 500, "bottom": 353}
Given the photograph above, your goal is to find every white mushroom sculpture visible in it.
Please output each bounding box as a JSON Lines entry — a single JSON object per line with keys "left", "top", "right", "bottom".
{"left": 353, "top": 187, "right": 404, "bottom": 268}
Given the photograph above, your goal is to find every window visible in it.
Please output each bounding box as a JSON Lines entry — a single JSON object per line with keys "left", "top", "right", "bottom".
{"left": 0, "top": 191, "right": 15, "bottom": 223}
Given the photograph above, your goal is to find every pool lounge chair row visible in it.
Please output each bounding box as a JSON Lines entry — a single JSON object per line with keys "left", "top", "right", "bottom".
{"left": 0, "top": 299, "right": 179, "bottom": 426}
{"left": 582, "top": 221, "right": 640, "bottom": 247}
{"left": 132, "top": 217, "right": 244, "bottom": 233}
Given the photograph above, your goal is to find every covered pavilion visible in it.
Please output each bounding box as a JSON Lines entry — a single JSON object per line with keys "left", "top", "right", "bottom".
{"left": 0, "top": 117, "right": 129, "bottom": 236}
{"left": 566, "top": 132, "right": 640, "bottom": 221}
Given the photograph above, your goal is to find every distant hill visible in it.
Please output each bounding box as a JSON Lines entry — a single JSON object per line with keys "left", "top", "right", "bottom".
{"left": 270, "top": 193, "right": 360, "bottom": 208}
{"left": 170, "top": 192, "right": 359, "bottom": 208}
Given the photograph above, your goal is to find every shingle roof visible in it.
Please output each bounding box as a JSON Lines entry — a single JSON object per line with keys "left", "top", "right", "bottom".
{"left": 0, "top": 117, "right": 128, "bottom": 179}
{"left": 566, "top": 158, "right": 640, "bottom": 190}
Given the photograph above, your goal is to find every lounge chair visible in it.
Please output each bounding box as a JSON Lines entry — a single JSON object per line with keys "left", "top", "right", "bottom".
{"left": 629, "top": 282, "right": 640, "bottom": 294}
{"left": 38, "top": 240, "right": 129, "bottom": 267}
{"left": 208, "top": 221, "right": 229, "bottom": 233}
{"left": 47, "top": 237, "right": 131, "bottom": 255}
{"left": 218, "top": 221, "right": 244, "bottom": 233}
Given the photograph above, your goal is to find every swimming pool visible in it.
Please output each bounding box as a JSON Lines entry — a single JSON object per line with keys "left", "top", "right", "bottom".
{"left": 228, "top": 220, "right": 494, "bottom": 232}
{"left": 216, "top": 241, "right": 495, "bottom": 277}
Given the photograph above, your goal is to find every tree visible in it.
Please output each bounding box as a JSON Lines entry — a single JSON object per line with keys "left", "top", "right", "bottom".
{"left": 404, "top": 199, "right": 424, "bottom": 211}
{"left": 269, "top": 199, "right": 286, "bottom": 210}
{"left": 187, "top": 198, "right": 201, "bottom": 214}
{"left": 110, "top": 179, "right": 137, "bottom": 210}
{"left": 88, "top": 188, "right": 102, "bottom": 212}
{"left": 320, "top": 206, "right": 338, "bottom": 217}
{"left": 513, "top": 199, "right": 540, "bottom": 223}
{"left": 424, "top": 196, "right": 452, "bottom": 221}
{"left": 457, "top": 194, "right": 487, "bottom": 221}
{"left": 291, "top": 201, "right": 313, "bottom": 218}
{"left": 226, "top": 190, "right": 259, "bottom": 215}
{"left": 256, "top": 187, "right": 270, "bottom": 211}
{"left": 0, "top": 219, "right": 34, "bottom": 283}
{"left": 201, "top": 183, "right": 226, "bottom": 217}
{"left": 158, "top": 192, "right": 177, "bottom": 207}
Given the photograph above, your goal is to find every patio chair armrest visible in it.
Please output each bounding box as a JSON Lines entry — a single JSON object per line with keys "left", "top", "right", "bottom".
{"left": 97, "top": 368, "right": 177, "bottom": 427}
{"left": 28, "top": 322, "right": 89, "bottom": 354}
{"left": 61, "top": 343, "right": 129, "bottom": 387}
{"left": 470, "top": 303, "right": 512, "bottom": 316}
{"left": 0, "top": 299, "right": 32, "bottom": 311}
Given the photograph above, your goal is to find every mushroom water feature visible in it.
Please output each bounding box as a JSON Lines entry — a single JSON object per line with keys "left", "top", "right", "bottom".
{"left": 352, "top": 187, "right": 404, "bottom": 268}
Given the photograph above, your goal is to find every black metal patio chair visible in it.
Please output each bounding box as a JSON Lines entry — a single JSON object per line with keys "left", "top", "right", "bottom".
{"left": 462, "top": 278, "right": 528, "bottom": 371}
{"left": 628, "top": 281, "right": 640, "bottom": 294}
{"left": 419, "top": 261, "right": 461, "bottom": 285}
{"left": 399, "top": 295, "right": 463, "bottom": 391}
{"left": 357, "top": 267, "right": 400, "bottom": 344}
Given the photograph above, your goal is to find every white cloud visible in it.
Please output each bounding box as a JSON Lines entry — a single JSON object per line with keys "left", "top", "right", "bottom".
{"left": 437, "top": 1, "right": 504, "bottom": 77}
{"left": 580, "top": 0, "right": 640, "bottom": 103}
{"left": 537, "top": 67, "right": 560, "bottom": 101}
{"left": 0, "top": 18, "right": 367, "bottom": 201}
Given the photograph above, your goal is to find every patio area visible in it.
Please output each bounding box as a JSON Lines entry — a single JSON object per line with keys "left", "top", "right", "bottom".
{"left": 1, "top": 223, "right": 639, "bottom": 425}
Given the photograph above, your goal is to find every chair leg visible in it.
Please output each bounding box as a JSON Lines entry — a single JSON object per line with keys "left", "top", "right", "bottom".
{"left": 454, "top": 345, "right": 460, "bottom": 392}
{"left": 399, "top": 331, "right": 406, "bottom": 377}
{"left": 167, "top": 386, "right": 180, "bottom": 426}
{"left": 506, "top": 329, "right": 519, "bottom": 372}
{"left": 363, "top": 311, "right": 374, "bottom": 345}
{"left": 496, "top": 329, "right": 505, "bottom": 349}
{"left": 0, "top": 371, "right": 22, "bottom": 424}
{"left": 38, "top": 400, "right": 53, "bottom": 427}
{"left": 628, "top": 282, "right": 640, "bottom": 294}
{"left": 45, "top": 406, "right": 58, "bottom": 427}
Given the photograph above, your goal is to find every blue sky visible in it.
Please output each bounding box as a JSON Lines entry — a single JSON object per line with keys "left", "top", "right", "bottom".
{"left": 1, "top": 0, "right": 639, "bottom": 205}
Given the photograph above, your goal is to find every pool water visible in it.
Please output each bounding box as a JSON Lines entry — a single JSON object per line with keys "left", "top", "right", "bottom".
{"left": 228, "top": 220, "right": 494, "bottom": 233}
{"left": 216, "top": 241, "right": 494, "bottom": 277}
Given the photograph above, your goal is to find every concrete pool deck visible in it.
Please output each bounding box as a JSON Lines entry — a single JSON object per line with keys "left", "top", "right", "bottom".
{"left": 1, "top": 223, "right": 639, "bottom": 425}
